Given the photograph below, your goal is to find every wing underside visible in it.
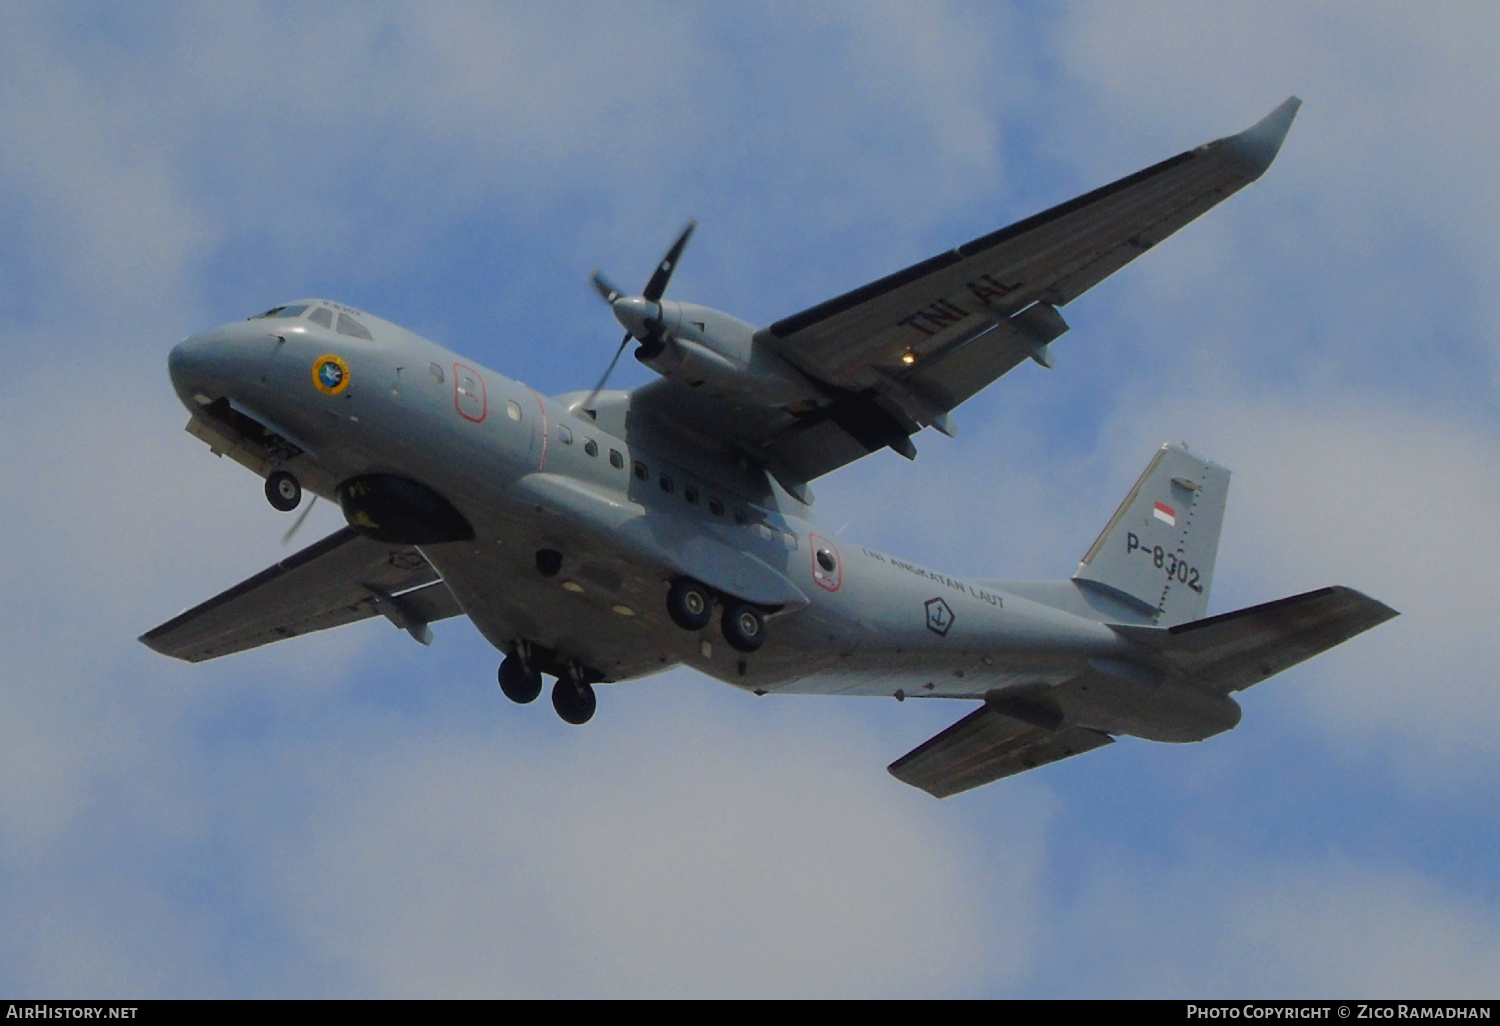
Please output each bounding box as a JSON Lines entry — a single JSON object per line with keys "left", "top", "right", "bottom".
{"left": 140, "top": 527, "right": 464, "bottom": 663}
{"left": 633, "top": 98, "right": 1302, "bottom": 487}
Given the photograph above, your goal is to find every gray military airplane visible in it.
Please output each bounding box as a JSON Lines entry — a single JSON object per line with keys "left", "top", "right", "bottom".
{"left": 142, "top": 97, "right": 1396, "bottom": 797}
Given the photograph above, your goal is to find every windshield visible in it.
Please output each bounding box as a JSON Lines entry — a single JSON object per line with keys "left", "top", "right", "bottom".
{"left": 249, "top": 305, "right": 308, "bottom": 320}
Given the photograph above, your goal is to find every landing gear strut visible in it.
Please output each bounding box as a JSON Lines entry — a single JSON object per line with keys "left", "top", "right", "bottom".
{"left": 498, "top": 654, "right": 543, "bottom": 704}
{"left": 265, "top": 470, "right": 301, "bottom": 512}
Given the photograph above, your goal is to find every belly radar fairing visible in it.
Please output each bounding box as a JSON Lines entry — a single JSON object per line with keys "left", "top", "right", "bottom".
{"left": 143, "top": 98, "right": 1397, "bottom": 797}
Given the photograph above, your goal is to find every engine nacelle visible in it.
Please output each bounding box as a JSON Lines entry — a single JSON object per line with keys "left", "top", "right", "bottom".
{"left": 639, "top": 301, "right": 821, "bottom": 407}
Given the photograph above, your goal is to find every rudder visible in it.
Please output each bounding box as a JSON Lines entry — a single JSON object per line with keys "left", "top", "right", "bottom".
{"left": 1073, "top": 443, "right": 1229, "bottom": 626}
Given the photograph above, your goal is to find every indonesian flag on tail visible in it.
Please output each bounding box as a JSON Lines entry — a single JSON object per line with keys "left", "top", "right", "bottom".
{"left": 1153, "top": 500, "right": 1177, "bottom": 526}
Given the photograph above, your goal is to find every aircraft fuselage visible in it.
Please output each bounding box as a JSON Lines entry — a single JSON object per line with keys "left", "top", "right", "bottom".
{"left": 166, "top": 301, "right": 1225, "bottom": 739}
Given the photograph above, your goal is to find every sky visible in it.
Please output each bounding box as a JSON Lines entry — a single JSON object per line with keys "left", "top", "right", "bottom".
{"left": 0, "top": 0, "right": 1497, "bottom": 998}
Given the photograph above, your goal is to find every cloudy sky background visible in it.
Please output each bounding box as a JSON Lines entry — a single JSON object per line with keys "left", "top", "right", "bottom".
{"left": 0, "top": 1, "right": 1497, "bottom": 997}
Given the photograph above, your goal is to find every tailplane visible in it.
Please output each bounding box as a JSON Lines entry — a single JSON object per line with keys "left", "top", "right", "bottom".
{"left": 1073, "top": 443, "right": 1230, "bottom": 626}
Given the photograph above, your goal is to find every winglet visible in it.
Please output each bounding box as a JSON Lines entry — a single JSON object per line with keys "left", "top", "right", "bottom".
{"left": 1221, "top": 96, "right": 1301, "bottom": 179}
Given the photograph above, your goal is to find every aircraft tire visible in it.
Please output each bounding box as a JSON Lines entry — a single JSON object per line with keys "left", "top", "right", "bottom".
{"left": 265, "top": 470, "right": 301, "bottom": 512}
{"left": 721, "top": 602, "right": 766, "bottom": 653}
{"left": 552, "top": 679, "right": 597, "bottom": 725}
{"left": 666, "top": 578, "right": 714, "bottom": 631}
{"left": 498, "top": 656, "right": 543, "bottom": 704}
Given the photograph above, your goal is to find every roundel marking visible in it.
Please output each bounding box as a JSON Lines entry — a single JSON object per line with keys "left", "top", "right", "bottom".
{"left": 312, "top": 354, "right": 351, "bottom": 395}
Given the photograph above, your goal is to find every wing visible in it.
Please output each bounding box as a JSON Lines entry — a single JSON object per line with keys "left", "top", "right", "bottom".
{"left": 140, "top": 527, "right": 464, "bottom": 663}
{"left": 633, "top": 98, "right": 1301, "bottom": 489}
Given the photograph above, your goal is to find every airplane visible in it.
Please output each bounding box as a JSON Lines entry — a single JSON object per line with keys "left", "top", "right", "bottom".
{"left": 141, "top": 96, "right": 1397, "bottom": 797}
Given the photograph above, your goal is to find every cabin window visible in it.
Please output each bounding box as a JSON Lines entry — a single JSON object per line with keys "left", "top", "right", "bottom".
{"left": 558, "top": 425, "right": 573, "bottom": 445}
{"left": 506, "top": 400, "right": 523, "bottom": 422}
{"left": 659, "top": 475, "right": 673, "bottom": 494}
{"left": 609, "top": 449, "right": 624, "bottom": 469}
{"left": 633, "top": 460, "right": 648, "bottom": 481}
{"left": 708, "top": 497, "right": 724, "bottom": 517}
{"left": 584, "top": 439, "right": 598, "bottom": 457}
{"left": 308, "top": 308, "right": 333, "bottom": 328}
{"left": 683, "top": 485, "right": 699, "bottom": 505}
{"left": 782, "top": 531, "right": 798, "bottom": 551}
{"left": 734, "top": 509, "right": 749, "bottom": 526}
{"left": 429, "top": 363, "right": 444, "bottom": 383}
{"left": 336, "top": 312, "right": 374, "bottom": 340}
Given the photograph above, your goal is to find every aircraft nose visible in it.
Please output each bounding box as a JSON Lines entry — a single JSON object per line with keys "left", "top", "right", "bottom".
{"left": 168, "top": 332, "right": 221, "bottom": 400}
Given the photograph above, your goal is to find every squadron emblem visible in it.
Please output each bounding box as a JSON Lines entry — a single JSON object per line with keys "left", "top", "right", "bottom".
{"left": 312, "top": 354, "right": 351, "bottom": 395}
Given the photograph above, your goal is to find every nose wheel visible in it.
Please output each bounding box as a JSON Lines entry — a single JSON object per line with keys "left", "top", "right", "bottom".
{"left": 265, "top": 470, "right": 302, "bottom": 512}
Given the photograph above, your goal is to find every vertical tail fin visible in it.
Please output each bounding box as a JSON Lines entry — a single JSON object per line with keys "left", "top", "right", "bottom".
{"left": 1073, "top": 444, "right": 1230, "bottom": 626}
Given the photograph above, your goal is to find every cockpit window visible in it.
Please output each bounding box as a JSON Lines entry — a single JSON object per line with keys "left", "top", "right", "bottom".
{"left": 250, "top": 305, "right": 308, "bottom": 319}
{"left": 308, "top": 307, "right": 333, "bottom": 329}
{"left": 336, "top": 312, "right": 375, "bottom": 340}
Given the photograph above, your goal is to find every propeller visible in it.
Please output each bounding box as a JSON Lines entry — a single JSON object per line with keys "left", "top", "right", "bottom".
{"left": 580, "top": 220, "right": 696, "bottom": 412}
{"left": 280, "top": 495, "right": 318, "bottom": 546}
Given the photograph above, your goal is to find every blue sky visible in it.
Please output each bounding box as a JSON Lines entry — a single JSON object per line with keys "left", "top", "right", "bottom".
{"left": 1, "top": 1, "right": 1497, "bottom": 997}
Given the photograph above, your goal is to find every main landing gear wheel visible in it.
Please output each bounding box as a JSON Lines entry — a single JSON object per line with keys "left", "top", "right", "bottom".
{"left": 265, "top": 470, "right": 301, "bottom": 512}
{"left": 666, "top": 577, "right": 714, "bottom": 631}
{"left": 498, "top": 656, "right": 543, "bottom": 704}
{"left": 552, "top": 679, "right": 597, "bottom": 725}
{"left": 721, "top": 601, "right": 766, "bottom": 653}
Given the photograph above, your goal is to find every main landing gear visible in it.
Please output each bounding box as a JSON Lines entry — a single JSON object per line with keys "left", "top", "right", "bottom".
{"left": 498, "top": 647, "right": 597, "bottom": 726}
{"left": 265, "top": 470, "right": 302, "bottom": 512}
{"left": 667, "top": 577, "right": 768, "bottom": 653}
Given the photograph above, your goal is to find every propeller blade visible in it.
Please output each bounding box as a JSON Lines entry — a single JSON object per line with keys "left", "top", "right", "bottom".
{"left": 280, "top": 494, "right": 318, "bottom": 546}
{"left": 590, "top": 270, "right": 622, "bottom": 304}
{"left": 642, "top": 219, "right": 696, "bottom": 302}
{"left": 579, "top": 331, "right": 632, "bottom": 413}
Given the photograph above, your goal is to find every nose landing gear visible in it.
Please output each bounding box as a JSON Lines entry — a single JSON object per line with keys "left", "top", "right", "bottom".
{"left": 265, "top": 470, "right": 302, "bottom": 512}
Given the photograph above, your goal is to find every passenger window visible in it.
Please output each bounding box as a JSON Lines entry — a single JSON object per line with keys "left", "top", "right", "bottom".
{"left": 558, "top": 425, "right": 573, "bottom": 445}
{"left": 336, "top": 312, "right": 374, "bottom": 340}
{"left": 429, "top": 363, "right": 444, "bottom": 384}
{"left": 783, "top": 531, "right": 798, "bottom": 551}
{"left": 609, "top": 449, "right": 624, "bottom": 469}
{"left": 506, "top": 400, "right": 523, "bottom": 422}
{"left": 633, "top": 460, "right": 649, "bottom": 481}
{"left": 584, "top": 439, "right": 598, "bottom": 457}
{"left": 734, "top": 509, "right": 749, "bottom": 526}
{"left": 659, "top": 475, "right": 673, "bottom": 494}
{"left": 708, "top": 497, "right": 724, "bottom": 517}
{"left": 309, "top": 308, "right": 333, "bottom": 328}
{"left": 683, "top": 486, "right": 699, "bottom": 505}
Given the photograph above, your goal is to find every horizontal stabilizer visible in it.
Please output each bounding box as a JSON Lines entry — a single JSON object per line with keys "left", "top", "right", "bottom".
{"left": 140, "top": 527, "right": 464, "bottom": 662}
{"left": 888, "top": 694, "right": 1113, "bottom": 798}
{"left": 1112, "top": 585, "right": 1398, "bottom": 694}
